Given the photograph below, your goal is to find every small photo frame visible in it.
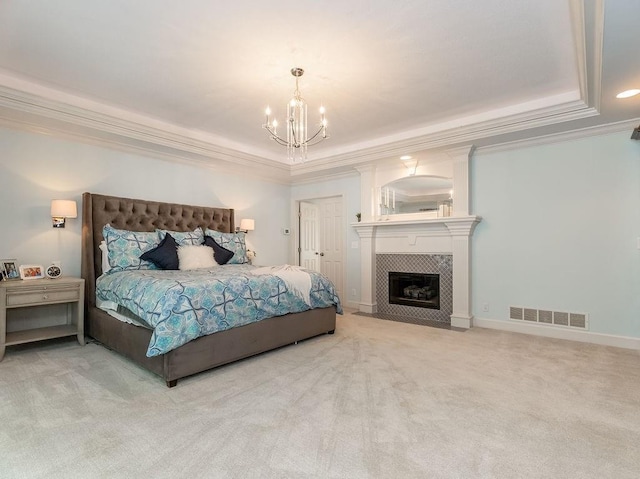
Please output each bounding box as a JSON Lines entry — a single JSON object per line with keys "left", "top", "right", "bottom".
{"left": 1, "top": 259, "right": 21, "bottom": 281}
{"left": 19, "top": 264, "right": 45, "bottom": 280}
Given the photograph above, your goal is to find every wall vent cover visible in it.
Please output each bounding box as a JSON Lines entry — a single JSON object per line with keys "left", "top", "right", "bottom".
{"left": 509, "top": 306, "right": 588, "bottom": 330}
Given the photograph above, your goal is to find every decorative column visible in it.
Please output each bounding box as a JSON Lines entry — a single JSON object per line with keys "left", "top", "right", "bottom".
{"left": 447, "top": 145, "right": 475, "bottom": 217}
{"left": 445, "top": 218, "right": 480, "bottom": 329}
{"left": 356, "top": 224, "right": 377, "bottom": 313}
{"left": 355, "top": 164, "right": 376, "bottom": 222}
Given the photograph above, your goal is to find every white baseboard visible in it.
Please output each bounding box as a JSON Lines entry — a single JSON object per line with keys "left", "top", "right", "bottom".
{"left": 474, "top": 317, "right": 640, "bottom": 350}
{"left": 344, "top": 300, "right": 361, "bottom": 310}
{"left": 357, "top": 302, "right": 377, "bottom": 314}
{"left": 451, "top": 314, "right": 472, "bottom": 329}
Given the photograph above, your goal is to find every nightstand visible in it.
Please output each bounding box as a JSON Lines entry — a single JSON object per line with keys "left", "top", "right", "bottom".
{"left": 0, "top": 277, "right": 85, "bottom": 361}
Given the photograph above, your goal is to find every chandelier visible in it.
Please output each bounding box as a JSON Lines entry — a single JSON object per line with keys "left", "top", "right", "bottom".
{"left": 263, "top": 68, "right": 328, "bottom": 162}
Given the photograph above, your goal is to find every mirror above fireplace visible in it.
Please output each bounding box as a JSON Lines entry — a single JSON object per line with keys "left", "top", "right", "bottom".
{"left": 379, "top": 175, "right": 453, "bottom": 216}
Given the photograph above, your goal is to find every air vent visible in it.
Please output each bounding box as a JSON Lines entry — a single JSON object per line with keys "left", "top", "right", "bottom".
{"left": 510, "top": 307, "right": 523, "bottom": 320}
{"left": 509, "top": 306, "right": 588, "bottom": 330}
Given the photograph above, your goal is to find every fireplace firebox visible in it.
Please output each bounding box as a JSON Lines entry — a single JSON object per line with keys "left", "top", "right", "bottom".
{"left": 388, "top": 272, "right": 440, "bottom": 310}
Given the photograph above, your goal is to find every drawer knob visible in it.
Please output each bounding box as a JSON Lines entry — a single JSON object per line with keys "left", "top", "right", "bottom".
{"left": 42, "top": 295, "right": 48, "bottom": 300}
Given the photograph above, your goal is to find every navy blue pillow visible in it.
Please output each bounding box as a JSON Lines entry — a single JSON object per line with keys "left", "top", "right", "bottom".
{"left": 140, "top": 233, "right": 179, "bottom": 270}
{"left": 203, "top": 235, "right": 234, "bottom": 265}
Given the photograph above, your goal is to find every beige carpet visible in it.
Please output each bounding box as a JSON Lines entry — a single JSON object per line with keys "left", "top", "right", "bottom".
{"left": 1, "top": 311, "right": 639, "bottom": 478}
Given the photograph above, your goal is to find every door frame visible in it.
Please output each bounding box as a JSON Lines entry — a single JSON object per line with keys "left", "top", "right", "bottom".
{"left": 290, "top": 195, "right": 347, "bottom": 301}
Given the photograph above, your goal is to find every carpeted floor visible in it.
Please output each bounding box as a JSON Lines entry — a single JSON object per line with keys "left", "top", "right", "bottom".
{"left": 1, "top": 310, "right": 639, "bottom": 478}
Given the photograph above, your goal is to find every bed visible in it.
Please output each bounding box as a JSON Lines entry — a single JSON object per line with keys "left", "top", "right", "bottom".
{"left": 81, "top": 192, "right": 338, "bottom": 387}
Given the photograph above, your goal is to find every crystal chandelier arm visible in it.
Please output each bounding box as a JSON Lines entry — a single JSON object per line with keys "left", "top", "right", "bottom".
{"left": 304, "top": 125, "right": 328, "bottom": 145}
{"left": 263, "top": 124, "right": 291, "bottom": 146}
{"left": 264, "top": 122, "right": 327, "bottom": 147}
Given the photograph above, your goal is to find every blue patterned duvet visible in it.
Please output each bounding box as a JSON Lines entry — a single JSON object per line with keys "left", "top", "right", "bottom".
{"left": 96, "top": 264, "right": 342, "bottom": 357}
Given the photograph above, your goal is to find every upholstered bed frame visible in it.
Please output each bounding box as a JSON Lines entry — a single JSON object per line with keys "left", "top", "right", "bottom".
{"left": 81, "top": 192, "right": 336, "bottom": 387}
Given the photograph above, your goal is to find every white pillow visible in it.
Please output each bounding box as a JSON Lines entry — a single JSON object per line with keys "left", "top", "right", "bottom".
{"left": 178, "top": 245, "right": 217, "bottom": 270}
{"left": 99, "top": 240, "right": 111, "bottom": 274}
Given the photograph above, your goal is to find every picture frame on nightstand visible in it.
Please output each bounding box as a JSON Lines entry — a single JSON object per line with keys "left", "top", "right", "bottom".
{"left": 19, "top": 264, "right": 45, "bottom": 280}
{"left": 1, "top": 259, "right": 20, "bottom": 280}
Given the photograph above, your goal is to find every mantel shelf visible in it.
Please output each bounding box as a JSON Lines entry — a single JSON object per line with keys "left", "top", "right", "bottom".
{"left": 352, "top": 215, "right": 481, "bottom": 229}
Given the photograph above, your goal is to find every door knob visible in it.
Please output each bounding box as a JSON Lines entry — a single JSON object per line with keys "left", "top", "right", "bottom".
{"left": 319, "top": 252, "right": 325, "bottom": 256}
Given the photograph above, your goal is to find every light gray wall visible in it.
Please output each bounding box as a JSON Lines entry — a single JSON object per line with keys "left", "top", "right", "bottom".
{"left": 471, "top": 131, "right": 640, "bottom": 337}
{"left": 3, "top": 124, "right": 639, "bottom": 339}
{"left": 0, "top": 127, "right": 291, "bottom": 276}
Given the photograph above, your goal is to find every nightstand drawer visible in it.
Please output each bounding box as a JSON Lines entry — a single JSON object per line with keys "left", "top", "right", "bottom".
{"left": 6, "top": 288, "right": 80, "bottom": 307}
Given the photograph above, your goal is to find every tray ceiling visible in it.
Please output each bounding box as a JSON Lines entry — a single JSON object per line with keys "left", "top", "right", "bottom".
{"left": 0, "top": 0, "right": 638, "bottom": 176}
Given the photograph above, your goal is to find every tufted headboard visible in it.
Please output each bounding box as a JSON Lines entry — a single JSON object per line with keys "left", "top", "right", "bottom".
{"left": 81, "top": 192, "right": 234, "bottom": 309}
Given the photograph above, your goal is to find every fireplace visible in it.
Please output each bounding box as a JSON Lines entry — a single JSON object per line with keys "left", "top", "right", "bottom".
{"left": 375, "top": 254, "right": 452, "bottom": 324}
{"left": 389, "top": 272, "right": 439, "bottom": 310}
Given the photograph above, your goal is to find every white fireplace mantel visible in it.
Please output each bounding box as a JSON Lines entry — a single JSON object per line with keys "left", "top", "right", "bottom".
{"left": 353, "top": 145, "right": 480, "bottom": 328}
{"left": 353, "top": 215, "right": 481, "bottom": 328}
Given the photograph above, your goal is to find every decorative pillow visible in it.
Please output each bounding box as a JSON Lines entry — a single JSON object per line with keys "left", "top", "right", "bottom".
{"left": 177, "top": 245, "right": 217, "bottom": 270}
{"left": 140, "top": 233, "right": 179, "bottom": 270}
{"left": 157, "top": 228, "right": 204, "bottom": 246}
{"left": 99, "top": 241, "right": 111, "bottom": 274}
{"left": 103, "top": 224, "right": 160, "bottom": 272}
{"left": 204, "top": 230, "right": 247, "bottom": 264}
{"left": 202, "top": 235, "right": 235, "bottom": 265}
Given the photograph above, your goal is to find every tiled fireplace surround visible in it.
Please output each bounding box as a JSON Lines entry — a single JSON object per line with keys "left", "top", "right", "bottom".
{"left": 376, "top": 253, "right": 453, "bottom": 324}
{"left": 353, "top": 146, "right": 481, "bottom": 329}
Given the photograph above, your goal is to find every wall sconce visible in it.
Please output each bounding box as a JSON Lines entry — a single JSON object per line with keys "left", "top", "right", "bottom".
{"left": 401, "top": 155, "right": 418, "bottom": 176}
{"left": 51, "top": 199, "right": 77, "bottom": 228}
{"left": 237, "top": 218, "right": 255, "bottom": 234}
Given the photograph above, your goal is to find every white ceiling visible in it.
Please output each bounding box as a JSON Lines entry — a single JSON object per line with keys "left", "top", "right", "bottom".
{"left": 0, "top": 0, "right": 638, "bottom": 178}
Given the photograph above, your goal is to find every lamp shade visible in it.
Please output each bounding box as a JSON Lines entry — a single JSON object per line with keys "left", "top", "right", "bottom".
{"left": 51, "top": 200, "right": 77, "bottom": 218}
{"left": 239, "top": 218, "right": 255, "bottom": 231}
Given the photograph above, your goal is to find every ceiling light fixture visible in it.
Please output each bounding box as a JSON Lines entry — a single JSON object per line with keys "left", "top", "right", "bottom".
{"left": 401, "top": 156, "right": 418, "bottom": 176}
{"left": 263, "top": 68, "right": 328, "bottom": 162}
{"left": 616, "top": 89, "right": 640, "bottom": 99}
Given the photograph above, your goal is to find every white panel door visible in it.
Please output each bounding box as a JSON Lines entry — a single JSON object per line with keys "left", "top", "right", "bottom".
{"left": 299, "top": 201, "right": 320, "bottom": 272}
{"left": 318, "top": 197, "right": 344, "bottom": 301}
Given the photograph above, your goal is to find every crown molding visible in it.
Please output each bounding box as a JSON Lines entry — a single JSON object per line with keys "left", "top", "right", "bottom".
{"left": 0, "top": 114, "right": 292, "bottom": 185}
{"left": 475, "top": 118, "right": 640, "bottom": 156}
{"left": 1, "top": 71, "right": 598, "bottom": 186}
{"left": 570, "top": 0, "right": 604, "bottom": 110}
{"left": 293, "top": 116, "right": 640, "bottom": 182}
{"left": 288, "top": 168, "right": 360, "bottom": 186}
{"left": 0, "top": 82, "right": 292, "bottom": 184}
{"left": 291, "top": 99, "right": 599, "bottom": 179}
{"left": 311, "top": 93, "right": 594, "bottom": 160}
{"left": 2, "top": 80, "right": 630, "bottom": 185}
